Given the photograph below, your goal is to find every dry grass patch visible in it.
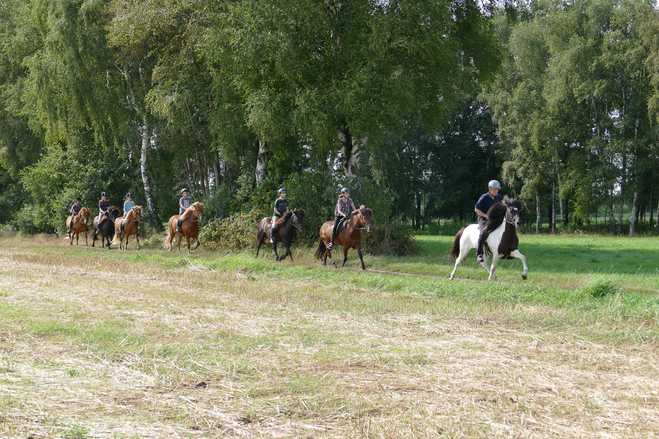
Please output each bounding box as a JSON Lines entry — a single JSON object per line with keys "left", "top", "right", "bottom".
{"left": 1, "top": 239, "right": 658, "bottom": 437}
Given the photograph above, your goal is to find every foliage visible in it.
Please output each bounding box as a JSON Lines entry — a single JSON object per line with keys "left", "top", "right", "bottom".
{"left": 362, "top": 220, "right": 420, "bottom": 256}
{"left": 199, "top": 208, "right": 261, "bottom": 250}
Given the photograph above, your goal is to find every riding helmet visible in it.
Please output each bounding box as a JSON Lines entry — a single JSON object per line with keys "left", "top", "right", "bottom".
{"left": 181, "top": 188, "right": 188, "bottom": 194}
{"left": 341, "top": 188, "right": 350, "bottom": 194}
{"left": 101, "top": 192, "right": 106, "bottom": 197}
{"left": 278, "top": 188, "right": 286, "bottom": 194}
{"left": 75, "top": 197, "right": 81, "bottom": 201}
{"left": 126, "top": 193, "right": 132, "bottom": 198}
{"left": 488, "top": 180, "right": 501, "bottom": 190}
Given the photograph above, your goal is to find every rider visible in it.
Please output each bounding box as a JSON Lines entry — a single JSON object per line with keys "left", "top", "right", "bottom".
{"left": 475, "top": 180, "right": 503, "bottom": 263}
{"left": 176, "top": 188, "right": 191, "bottom": 233}
{"left": 327, "top": 188, "right": 357, "bottom": 250}
{"left": 119, "top": 193, "right": 135, "bottom": 236}
{"left": 269, "top": 188, "right": 289, "bottom": 243}
{"left": 96, "top": 192, "right": 110, "bottom": 234}
{"left": 67, "top": 197, "right": 83, "bottom": 234}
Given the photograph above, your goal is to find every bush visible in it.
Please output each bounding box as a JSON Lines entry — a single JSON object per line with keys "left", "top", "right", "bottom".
{"left": 362, "top": 221, "right": 420, "bottom": 256}
{"left": 581, "top": 277, "right": 619, "bottom": 298}
{"left": 199, "top": 208, "right": 262, "bottom": 251}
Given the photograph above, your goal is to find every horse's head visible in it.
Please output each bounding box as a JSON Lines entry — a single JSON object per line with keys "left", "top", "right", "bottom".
{"left": 80, "top": 208, "right": 91, "bottom": 224}
{"left": 132, "top": 205, "right": 143, "bottom": 223}
{"left": 109, "top": 206, "right": 121, "bottom": 220}
{"left": 192, "top": 202, "right": 204, "bottom": 222}
{"left": 291, "top": 209, "right": 305, "bottom": 232}
{"left": 353, "top": 205, "right": 373, "bottom": 233}
{"left": 503, "top": 196, "right": 523, "bottom": 228}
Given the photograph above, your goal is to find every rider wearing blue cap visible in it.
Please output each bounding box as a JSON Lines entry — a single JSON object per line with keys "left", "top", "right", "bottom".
{"left": 269, "top": 188, "right": 289, "bottom": 243}
{"left": 474, "top": 180, "right": 503, "bottom": 263}
{"left": 327, "top": 188, "right": 357, "bottom": 250}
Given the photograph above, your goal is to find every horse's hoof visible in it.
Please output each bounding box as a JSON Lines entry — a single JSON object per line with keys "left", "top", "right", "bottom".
{"left": 522, "top": 274, "right": 527, "bottom": 280}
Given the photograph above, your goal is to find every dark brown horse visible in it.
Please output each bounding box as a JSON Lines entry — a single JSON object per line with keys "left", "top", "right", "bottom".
{"left": 92, "top": 206, "right": 120, "bottom": 249}
{"left": 256, "top": 209, "right": 306, "bottom": 261}
{"left": 315, "top": 206, "right": 373, "bottom": 270}
{"left": 164, "top": 202, "right": 205, "bottom": 254}
{"left": 65, "top": 207, "right": 91, "bottom": 246}
{"left": 111, "top": 205, "right": 142, "bottom": 250}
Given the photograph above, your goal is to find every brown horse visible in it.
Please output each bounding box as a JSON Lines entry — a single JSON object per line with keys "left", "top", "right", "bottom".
{"left": 111, "top": 205, "right": 142, "bottom": 250}
{"left": 315, "top": 206, "right": 373, "bottom": 270}
{"left": 65, "top": 207, "right": 91, "bottom": 246}
{"left": 256, "top": 209, "right": 306, "bottom": 261}
{"left": 164, "top": 202, "right": 205, "bottom": 254}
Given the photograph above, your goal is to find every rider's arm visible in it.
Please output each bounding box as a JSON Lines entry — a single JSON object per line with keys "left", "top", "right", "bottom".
{"left": 475, "top": 208, "right": 487, "bottom": 219}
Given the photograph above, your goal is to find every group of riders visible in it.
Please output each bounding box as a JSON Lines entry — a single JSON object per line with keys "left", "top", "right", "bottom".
{"left": 67, "top": 179, "right": 503, "bottom": 256}
{"left": 67, "top": 188, "right": 192, "bottom": 237}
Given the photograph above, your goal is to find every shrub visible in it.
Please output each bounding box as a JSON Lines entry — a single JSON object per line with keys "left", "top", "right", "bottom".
{"left": 362, "top": 221, "right": 420, "bottom": 256}
{"left": 199, "top": 208, "right": 262, "bottom": 251}
{"left": 581, "top": 277, "right": 619, "bottom": 298}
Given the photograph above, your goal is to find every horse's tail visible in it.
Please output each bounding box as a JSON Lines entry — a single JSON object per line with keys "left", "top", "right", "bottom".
{"left": 315, "top": 238, "right": 326, "bottom": 260}
{"left": 163, "top": 229, "right": 174, "bottom": 250}
{"left": 449, "top": 228, "right": 465, "bottom": 259}
{"left": 111, "top": 230, "right": 121, "bottom": 246}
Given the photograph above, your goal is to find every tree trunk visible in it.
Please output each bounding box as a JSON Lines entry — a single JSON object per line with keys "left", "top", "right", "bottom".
{"left": 338, "top": 123, "right": 361, "bottom": 179}
{"left": 140, "top": 122, "right": 164, "bottom": 233}
{"left": 551, "top": 184, "right": 556, "bottom": 232}
{"left": 630, "top": 191, "right": 638, "bottom": 237}
{"left": 214, "top": 150, "right": 222, "bottom": 189}
{"left": 536, "top": 193, "right": 541, "bottom": 234}
{"left": 618, "top": 156, "right": 626, "bottom": 235}
{"left": 255, "top": 140, "right": 270, "bottom": 186}
{"left": 650, "top": 188, "right": 654, "bottom": 228}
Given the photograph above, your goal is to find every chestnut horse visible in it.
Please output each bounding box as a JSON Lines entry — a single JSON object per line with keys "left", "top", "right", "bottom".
{"left": 111, "top": 205, "right": 142, "bottom": 250}
{"left": 164, "top": 202, "right": 205, "bottom": 254}
{"left": 315, "top": 206, "right": 373, "bottom": 270}
{"left": 256, "top": 209, "right": 306, "bottom": 262}
{"left": 92, "top": 206, "right": 120, "bottom": 249}
{"left": 65, "top": 207, "right": 91, "bottom": 246}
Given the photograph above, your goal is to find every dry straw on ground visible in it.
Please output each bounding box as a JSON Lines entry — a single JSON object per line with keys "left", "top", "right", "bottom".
{"left": 0, "top": 237, "right": 658, "bottom": 437}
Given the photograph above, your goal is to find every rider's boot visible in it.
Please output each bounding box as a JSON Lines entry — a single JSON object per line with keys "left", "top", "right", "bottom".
{"left": 67, "top": 215, "right": 74, "bottom": 234}
{"left": 327, "top": 228, "right": 336, "bottom": 250}
{"left": 175, "top": 219, "right": 182, "bottom": 233}
{"left": 119, "top": 221, "right": 125, "bottom": 236}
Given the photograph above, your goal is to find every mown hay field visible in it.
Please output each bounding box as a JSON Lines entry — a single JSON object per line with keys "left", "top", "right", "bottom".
{"left": 1, "top": 234, "right": 658, "bottom": 438}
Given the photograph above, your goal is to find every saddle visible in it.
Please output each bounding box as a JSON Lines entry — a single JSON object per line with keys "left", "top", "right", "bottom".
{"left": 336, "top": 216, "right": 350, "bottom": 232}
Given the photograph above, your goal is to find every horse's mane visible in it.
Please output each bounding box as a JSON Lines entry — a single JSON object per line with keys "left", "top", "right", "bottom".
{"left": 180, "top": 202, "right": 204, "bottom": 221}
{"left": 485, "top": 196, "right": 522, "bottom": 233}
{"left": 276, "top": 211, "right": 293, "bottom": 225}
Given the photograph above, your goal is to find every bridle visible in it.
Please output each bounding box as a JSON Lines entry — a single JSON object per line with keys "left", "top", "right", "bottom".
{"left": 290, "top": 211, "right": 304, "bottom": 231}
{"left": 354, "top": 210, "right": 373, "bottom": 231}
{"left": 505, "top": 205, "right": 521, "bottom": 227}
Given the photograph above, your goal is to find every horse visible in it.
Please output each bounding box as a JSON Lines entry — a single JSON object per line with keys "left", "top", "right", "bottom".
{"left": 65, "top": 207, "right": 91, "bottom": 246}
{"left": 449, "top": 196, "right": 528, "bottom": 281}
{"left": 111, "top": 205, "right": 142, "bottom": 250}
{"left": 256, "top": 209, "right": 306, "bottom": 261}
{"left": 92, "top": 206, "right": 120, "bottom": 249}
{"left": 315, "top": 206, "right": 373, "bottom": 270}
{"left": 164, "top": 202, "right": 205, "bottom": 254}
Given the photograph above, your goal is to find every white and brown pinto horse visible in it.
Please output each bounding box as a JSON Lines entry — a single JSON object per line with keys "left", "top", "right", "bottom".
{"left": 449, "top": 196, "right": 528, "bottom": 281}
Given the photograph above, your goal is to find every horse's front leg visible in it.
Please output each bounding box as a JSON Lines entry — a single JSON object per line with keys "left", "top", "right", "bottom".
{"left": 192, "top": 239, "right": 200, "bottom": 251}
{"left": 187, "top": 237, "right": 191, "bottom": 255}
{"left": 135, "top": 233, "right": 140, "bottom": 250}
{"left": 488, "top": 254, "right": 501, "bottom": 281}
{"left": 286, "top": 243, "right": 293, "bottom": 262}
{"left": 84, "top": 231, "right": 88, "bottom": 246}
{"left": 510, "top": 249, "right": 528, "bottom": 280}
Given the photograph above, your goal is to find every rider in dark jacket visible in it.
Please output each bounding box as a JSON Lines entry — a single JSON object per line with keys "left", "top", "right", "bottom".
{"left": 474, "top": 180, "right": 503, "bottom": 263}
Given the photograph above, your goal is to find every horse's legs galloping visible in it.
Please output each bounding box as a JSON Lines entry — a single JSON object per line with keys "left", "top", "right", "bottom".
{"left": 192, "top": 239, "right": 200, "bottom": 251}
{"left": 84, "top": 231, "right": 88, "bottom": 246}
{"left": 509, "top": 249, "right": 528, "bottom": 280}
{"left": 273, "top": 241, "right": 281, "bottom": 261}
{"left": 285, "top": 243, "right": 293, "bottom": 262}
{"left": 357, "top": 247, "right": 365, "bottom": 271}
{"left": 488, "top": 253, "right": 501, "bottom": 281}
{"left": 187, "top": 236, "right": 191, "bottom": 254}
{"left": 341, "top": 248, "right": 349, "bottom": 268}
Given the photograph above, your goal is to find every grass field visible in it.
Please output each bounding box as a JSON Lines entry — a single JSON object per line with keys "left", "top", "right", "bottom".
{"left": 1, "top": 233, "right": 658, "bottom": 438}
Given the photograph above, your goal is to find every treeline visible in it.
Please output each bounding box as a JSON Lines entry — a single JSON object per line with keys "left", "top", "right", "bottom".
{"left": 0, "top": 0, "right": 658, "bottom": 239}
